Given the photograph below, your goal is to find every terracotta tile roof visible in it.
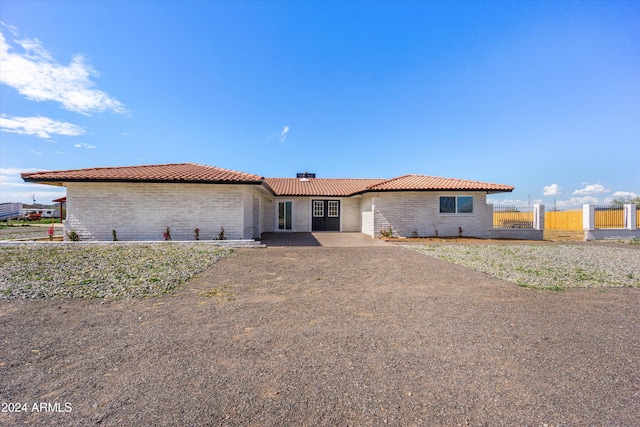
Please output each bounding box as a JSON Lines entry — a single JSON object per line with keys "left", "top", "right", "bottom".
{"left": 21, "top": 163, "right": 514, "bottom": 195}
{"left": 263, "top": 178, "right": 384, "bottom": 196}
{"left": 366, "top": 174, "right": 514, "bottom": 193}
{"left": 264, "top": 175, "right": 512, "bottom": 196}
{"left": 21, "top": 163, "right": 263, "bottom": 184}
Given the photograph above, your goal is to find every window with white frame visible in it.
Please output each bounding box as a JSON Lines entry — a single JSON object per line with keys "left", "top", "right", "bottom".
{"left": 313, "top": 201, "right": 324, "bottom": 217}
{"left": 439, "top": 196, "right": 474, "bottom": 214}
{"left": 328, "top": 201, "right": 339, "bottom": 217}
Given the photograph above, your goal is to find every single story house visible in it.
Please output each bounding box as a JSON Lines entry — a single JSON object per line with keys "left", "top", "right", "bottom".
{"left": 22, "top": 163, "right": 517, "bottom": 241}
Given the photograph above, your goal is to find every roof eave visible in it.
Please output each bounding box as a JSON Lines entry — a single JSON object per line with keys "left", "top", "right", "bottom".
{"left": 22, "top": 178, "right": 264, "bottom": 185}
{"left": 360, "top": 187, "right": 514, "bottom": 194}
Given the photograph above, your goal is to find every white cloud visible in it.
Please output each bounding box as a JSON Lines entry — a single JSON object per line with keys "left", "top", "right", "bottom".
{"left": 603, "top": 191, "right": 639, "bottom": 204}
{"left": 267, "top": 125, "right": 291, "bottom": 142}
{"left": 555, "top": 196, "right": 600, "bottom": 209}
{"left": 0, "top": 167, "right": 65, "bottom": 204}
{"left": 0, "top": 29, "right": 125, "bottom": 115}
{"left": 0, "top": 167, "right": 39, "bottom": 176}
{"left": 573, "top": 183, "right": 609, "bottom": 195}
{"left": 610, "top": 191, "right": 638, "bottom": 199}
{"left": 0, "top": 114, "right": 84, "bottom": 139}
{"left": 487, "top": 198, "right": 542, "bottom": 206}
{"left": 279, "top": 126, "right": 290, "bottom": 142}
{"left": 543, "top": 183, "right": 561, "bottom": 196}
{"left": 0, "top": 22, "right": 19, "bottom": 37}
{"left": 0, "top": 189, "right": 66, "bottom": 204}
{"left": 74, "top": 142, "right": 96, "bottom": 149}
{"left": 0, "top": 168, "right": 45, "bottom": 189}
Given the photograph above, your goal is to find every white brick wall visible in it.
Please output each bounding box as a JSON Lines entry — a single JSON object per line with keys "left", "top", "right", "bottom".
{"left": 262, "top": 197, "right": 275, "bottom": 233}
{"left": 341, "top": 197, "right": 361, "bottom": 232}
{"left": 65, "top": 182, "right": 262, "bottom": 241}
{"left": 242, "top": 187, "right": 254, "bottom": 239}
{"left": 64, "top": 182, "right": 527, "bottom": 241}
{"left": 371, "top": 192, "right": 491, "bottom": 238}
{"left": 265, "top": 196, "right": 359, "bottom": 232}
{"left": 293, "top": 198, "right": 310, "bottom": 231}
{"left": 268, "top": 198, "right": 310, "bottom": 232}
{"left": 360, "top": 195, "right": 374, "bottom": 236}
{"left": 252, "top": 195, "right": 261, "bottom": 238}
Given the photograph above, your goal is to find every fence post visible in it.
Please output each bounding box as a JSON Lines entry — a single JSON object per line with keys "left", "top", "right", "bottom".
{"left": 487, "top": 203, "right": 494, "bottom": 229}
{"left": 624, "top": 204, "right": 637, "bottom": 230}
{"left": 533, "top": 204, "right": 545, "bottom": 230}
{"left": 582, "top": 204, "right": 595, "bottom": 230}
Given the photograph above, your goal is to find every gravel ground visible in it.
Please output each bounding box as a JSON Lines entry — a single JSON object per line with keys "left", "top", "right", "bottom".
{"left": 0, "top": 244, "right": 232, "bottom": 299}
{"left": 1, "top": 244, "right": 639, "bottom": 426}
{"left": 412, "top": 243, "right": 640, "bottom": 289}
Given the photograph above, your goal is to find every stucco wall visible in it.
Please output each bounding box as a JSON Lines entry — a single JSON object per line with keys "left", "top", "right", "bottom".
{"left": 371, "top": 191, "right": 491, "bottom": 238}
{"left": 65, "top": 182, "right": 261, "bottom": 240}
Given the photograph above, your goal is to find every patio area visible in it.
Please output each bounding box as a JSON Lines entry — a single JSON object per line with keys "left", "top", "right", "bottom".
{"left": 259, "top": 232, "right": 393, "bottom": 247}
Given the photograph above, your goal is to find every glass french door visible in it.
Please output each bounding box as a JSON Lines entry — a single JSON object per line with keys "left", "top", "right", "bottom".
{"left": 278, "top": 201, "right": 292, "bottom": 230}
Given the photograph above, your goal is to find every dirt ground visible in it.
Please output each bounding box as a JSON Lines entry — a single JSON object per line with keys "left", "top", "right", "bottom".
{"left": 1, "top": 245, "right": 639, "bottom": 426}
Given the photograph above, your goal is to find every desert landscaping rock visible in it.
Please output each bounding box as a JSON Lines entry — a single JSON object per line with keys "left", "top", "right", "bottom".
{"left": 1, "top": 244, "right": 639, "bottom": 426}
{"left": 413, "top": 243, "right": 640, "bottom": 289}
{"left": 0, "top": 244, "right": 232, "bottom": 299}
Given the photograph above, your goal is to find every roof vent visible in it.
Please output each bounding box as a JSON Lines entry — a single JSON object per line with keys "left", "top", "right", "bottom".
{"left": 296, "top": 172, "right": 315, "bottom": 179}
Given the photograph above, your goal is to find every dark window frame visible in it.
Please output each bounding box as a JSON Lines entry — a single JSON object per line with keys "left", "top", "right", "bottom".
{"left": 439, "top": 196, "right": 474, "bottom": 214}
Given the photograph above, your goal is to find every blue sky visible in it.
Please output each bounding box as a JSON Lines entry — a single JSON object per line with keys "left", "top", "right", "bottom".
{"left": 1, "top": 0, "right": 638, "bottom": 208}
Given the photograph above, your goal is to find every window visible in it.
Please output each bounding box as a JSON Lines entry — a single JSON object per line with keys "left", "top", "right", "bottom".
{"left": 313, "top": 201, "right": 324, "bottom": 217}
{"left": 440, "top": 196, "right": 473, "bottom": 214}
{"left": 328, "top": 201, "right": 339, "bottom": 217}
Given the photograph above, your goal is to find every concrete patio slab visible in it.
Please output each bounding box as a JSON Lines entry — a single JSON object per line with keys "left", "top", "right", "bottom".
{"left": 260, "top": 232, "right": 393, "bottom": 247}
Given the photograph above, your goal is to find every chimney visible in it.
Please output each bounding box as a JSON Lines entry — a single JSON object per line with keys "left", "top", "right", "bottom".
{"left": 296, "top": 172, "right": 316, "bottom": 180}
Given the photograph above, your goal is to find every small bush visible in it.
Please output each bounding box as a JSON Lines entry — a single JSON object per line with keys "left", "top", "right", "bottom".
{"left": 67, "top": 231, "right": 80, "bottom": 241}
{"left": 217, "top": 227, "right": 226, "bottom": 240}
{"left": 163, "top": 226, "right": 172, "bottom": 241}
{"left": 112, "top": 230, "right": 118, "bottom": 241}
{"left": 379, "top": 227, "right": 394, "bottom": 238}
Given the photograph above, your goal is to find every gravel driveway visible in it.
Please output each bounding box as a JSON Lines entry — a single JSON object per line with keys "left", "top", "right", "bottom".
{"left": 1, "top": 245, "right": 639, "bottom": 426}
